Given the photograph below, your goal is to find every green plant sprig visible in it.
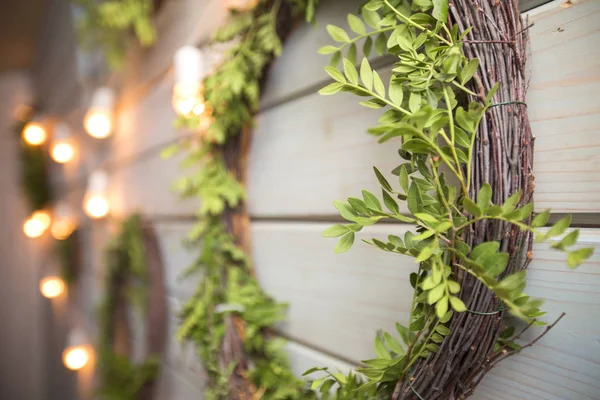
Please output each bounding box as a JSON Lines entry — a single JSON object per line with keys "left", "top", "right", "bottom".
{"left": 309, "top": 0, "right": 594, "bottom": 396}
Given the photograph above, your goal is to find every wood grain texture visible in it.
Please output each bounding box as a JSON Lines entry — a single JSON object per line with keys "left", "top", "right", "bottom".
{"left": 151, "top": 221, "right": 600, "bottom": 400}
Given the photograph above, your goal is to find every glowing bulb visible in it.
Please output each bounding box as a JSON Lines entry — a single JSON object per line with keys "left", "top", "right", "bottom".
{"left": 51, "top": 219, "right": 76, "bottom": 240}
{"left": 84, "top": 87, "right": 114, "bottom": 138}
{"left": 173, "top": 47, "right": 210, "bottom": 118}
{"left": 23, "top": 122, "right": 47, "bottom": 145}
{"left": 84, "top": 111, "right": 112, "bottom": 138}
{"left": 63, "top": 346, "right": 90, "bottom": 370}
{"left": 50, "top": 141, "right": 75, "bottom": 163}
{"left": 23, "top": 217, "right": 45, "bottom": 238}
{"left": 32, "top": 210, "right": 52, "bottom": 230}
{"left": 84, "top": 195, "right": 109, "bottom": 219}
{"left": 40, "top": 276, "right": 65, "bottom": 298}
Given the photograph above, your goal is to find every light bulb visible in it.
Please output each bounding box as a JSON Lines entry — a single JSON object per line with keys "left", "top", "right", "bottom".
{"left": 63, "top": 346, "right": 90, "bottom": 370}
{"left": 23, "top": 122, "right": 47, "bottom": 145}
{"left": 84, "top": 195, "right": 109, "bottom": 219}
{"left": 84, "top": 170, "right": 109, "bottom": 219}
{"left": 51, "top": 219, "right": 76, "bottom": 240}
{"left": 50, "top": 141, "right": 75, "bottom": 163}
{"left": 84, "top": 111, "right": 112, "bottom": 138}
{"left": 23, "top": 217, "right": 45, "bottom": 238}
{"left": 173, "top": 47, "right": 210, "bottom": 118}
{"left": 84, "top": 87, "right": 114, "bottom": 139}
{"left": 32, "top": 210, "right": 52, "bottom": 230}
{"left": 40, "top": 276, "right": 65, "bottom": 299}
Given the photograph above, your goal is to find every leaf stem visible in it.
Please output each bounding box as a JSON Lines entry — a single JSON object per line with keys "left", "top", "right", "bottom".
{"left": 383, "top": 0, "right": 453, "bottom": 46}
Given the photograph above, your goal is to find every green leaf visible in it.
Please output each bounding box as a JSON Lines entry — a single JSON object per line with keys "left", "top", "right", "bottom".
{"left": 416, "top": 246, "right": 435, "bottom": 262}
{"left": 460, "top": 58, "right": 479, "bottom": 85}
{"left": 407, "top": 183, "right": 422, "bottom": 215}
{"left": 302, "top": 367, "right": 328, "bottom": 376}
{"left": 311, "top": 378, "right": 324, "bottom": 390}
{"left": 382, "top": 190, "right": 400, "bottom": 214}
{"left": 556, "top": 229, "right": 579, "bottom": 249}
{"left": 373, "top": 166, "right": 393, "bottom": 192}
{"left": 362, "top": 189, "right": 382, "bottom": 211}
{"left": 546, "top": 215, "right": 572, "bottom": 238}
{"left": 373, "top": 71, "right": 385, "bottom": 97}
{"left": 333, "top": 200, "right": 357, "bottom": 221}
{"left": 363, "top": 36, "right": 373, "bottom": 57}
{"left": 374, "top": 336, "right": 391, "bottom": 359}
{"left": 347, "top": 43, "right": 357, "bottom": 65}
{"left": 486, "top": 82, "right": 500, "bottom": 104}
{"left": 428, "top": 284, "right": 445, "bottom": 304}
{"left": 415, "top": 213, "right": 438, "bottom": 224}
{"left": 360, "top": 99, "right": 385, "bottom": 109}
{"left": 481, "top": 252, "right": 510, "bottom": 276}
{"left": 324, "top": 66, "right": 346, "bottom": 83}
{"left": 330, "top": 51, "right": 341, "bottom": 67}
{"left": 432, "top": 0, "right": 448, "bottom": 22}
{"left": 471, "top": 241, "right": 500, "bottom": 261}
{"left": 399, "top": 165, "right": 409, "bottom": 194}
{"left": 532, "top": 209, "right": 551, "bottom": 228}
{"left": 435, "top": 325, "right": 450, "bottom": 335}
{"left": 384, "top": 333, "right": 405, "bottom": 355}
{"left": 463, "top": 197, "right": 482, "bottom": 218}
{"left": 567, "top": 247, "right": 594, "bottom": 268}
{"left": 342, "top": 58, "right": 359, "bottom": 84}
{"left": 447, "top": 280, "right": 460, "bottom": 294}
{"left": 477, "top": 183, "right": 492, "bottom": 213}
{"left": 318, "top": 45, "right": 339, "bottom": 55}
{"left": 409, "top": 92, "right": 421, "bottom": 113}
{"left": 322, "top": 224, "right": 349, "bottom": 237}
{"left": 334, "top": 232, "right": 355, "bottom": 254}
{"left": 389, "top": 80, "right": 404, "bottom": 106}
{"left": 375, "top": 32, "right": 387, "bottom": 55}
{"left": 360, "top": 58, "right": 374, "bottom": 91}
{"left": 363, "top": 8, "right": 381, "bottom": 29}
{"left": 319, "top": 82, "right": 345, "bottom": 95}
{"left": 348, "top": 197, "right": 370, "bottom": 215}
{"left": 426, "top": 343, "right": 440, "bottom": 353}
{"left": 449, "top": 296, "right": 467, "bottom": 312}
{"left": 436, "top": 296, "right": 449, "bottom": 318}
{"left": 327, "top": 24, "right": 350, "bottom": 43}
{"left": 501, "top": 191, "right": 521, "bottom": 215}
{"left": 347, "top": 13, "right": 366, "bottom": 34}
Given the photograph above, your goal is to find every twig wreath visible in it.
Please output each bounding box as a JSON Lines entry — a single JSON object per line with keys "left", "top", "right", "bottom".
{"left": 97, "top": 214, "right": 167, "bottom": 399}
{"left": 165, "top": 0, "right": 594, "bottom": 399}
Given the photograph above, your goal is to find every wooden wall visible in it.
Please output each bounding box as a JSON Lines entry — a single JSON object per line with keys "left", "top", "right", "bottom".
{"left": 37, "top": 0, "right": 600, "bottom": 399}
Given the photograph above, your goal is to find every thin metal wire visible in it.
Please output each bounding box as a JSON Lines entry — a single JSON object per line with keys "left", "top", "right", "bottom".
{"left": 488, "top": 100, "right": 528, "bottom": 108}
{"left": 408, "top": 371, "right": 425, "bottom": 400}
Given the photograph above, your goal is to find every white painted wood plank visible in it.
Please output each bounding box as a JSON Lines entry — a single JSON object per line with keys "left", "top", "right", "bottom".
{"left": 152, "top": 220, "right": 600, "bottom": 399}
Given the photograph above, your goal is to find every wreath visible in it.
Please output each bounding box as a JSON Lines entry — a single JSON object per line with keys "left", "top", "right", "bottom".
{"left": 97, "top": 214, "right": 167, "bottom": 399}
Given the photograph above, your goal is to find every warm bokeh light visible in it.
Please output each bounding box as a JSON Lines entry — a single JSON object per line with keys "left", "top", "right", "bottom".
{"left": 50, "top": 141, "right": 75, "bottom": 163}
{"left": 172, "top": 83, "right": 207, "bottom": 117}
{"left": 39, "top": 276, "right": 65, "bottom": 299}
{"left": 226, "top": 0, "right": 259, "bottom": 10}
{"left": 32, "top": 210, "right": 51, "bottom": 230}
{"left": 84, "top": 195, "right": 109, "bottom": 219}
{"left": 23, "top": 217, "right": 45, "bottom": 238}
{"left": 84, "top": 111, "right": 112, "bottom": 139}
{"left": 62, "top": 346, "right": 90, "bottom": 370}
{"left": 51, "top": 219, "right": 76, "bottom": 240}
{"left": 23, "top": 122, "right": 47, "bottom": 145}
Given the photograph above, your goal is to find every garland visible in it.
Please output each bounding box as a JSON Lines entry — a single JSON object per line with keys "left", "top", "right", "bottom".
{"left": 97, "top": 214, "right": 166, "bottom": 399}
{"left": 165, "top": 1, "right": 326, "bottom": 398}
{"left": 72, "top": 0, "right": 157, "bottom": 69}
{"left": 311, "top": 0, "right": 594, "bottom": 398}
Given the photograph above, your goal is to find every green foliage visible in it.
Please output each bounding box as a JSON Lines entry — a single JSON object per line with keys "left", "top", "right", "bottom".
{"left": 169, "top": 1, "right": 320, "bottom": 398}
{"left": 72, "top": 0, "right": 156, "bottom": 69}
{"left": 314, "top": 0, "right": 594, "bottom": 395}
{"left": 55, "top": 231, "right": 78, "bottom": 287}
{"left": 97, "top": 214, "right": 159, "bottom": 399}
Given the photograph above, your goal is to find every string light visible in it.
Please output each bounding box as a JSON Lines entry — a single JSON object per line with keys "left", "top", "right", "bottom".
{"left": 50, "top": 122, "right": 75, "bottom": 164}
{"left": 83, "top": 170, "right": 109, "bottom": 219}
{"left": 22, "top": 120, "right": 47, "bottom": 145}
{"left": 51, "top": 203, "right": 76, "bottom": 240}
{"left": 39, "top": 276, "right": 66, "bottom": 299}
{"left": 23, "top": 210, "right": 52, "bottom": 238}
{"left": 62, "top": 331, "right": 91, "bottom": 371}
{"left": 84, "top": 87, "right": 115, "bottom": 139}
{"left": 172, "top": 46, "right": 211, "bottom": 118}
